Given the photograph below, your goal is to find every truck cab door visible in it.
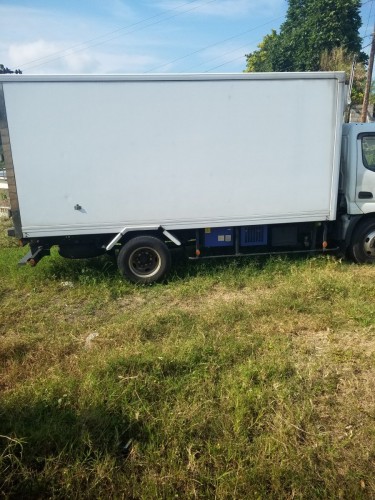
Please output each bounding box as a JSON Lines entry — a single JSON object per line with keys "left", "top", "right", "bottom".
{"left": 356, "top": 133, "right": 375, "bottom": 213}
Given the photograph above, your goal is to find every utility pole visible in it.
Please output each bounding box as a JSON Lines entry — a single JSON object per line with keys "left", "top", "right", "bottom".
{"left": 361, "top": 25, "right": 375, "bottom": 123}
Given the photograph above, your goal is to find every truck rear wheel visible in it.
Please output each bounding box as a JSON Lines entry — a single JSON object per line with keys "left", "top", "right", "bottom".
{"left": 351, "top": 219, "right": 375, "bottom": 264}
{"left": 117, "top": 236, "right": 171, "bottom": 284}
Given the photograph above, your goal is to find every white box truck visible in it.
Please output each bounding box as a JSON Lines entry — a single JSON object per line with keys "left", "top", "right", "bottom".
{"left": 1, "top": 72, "right": 375, "bottom": 283}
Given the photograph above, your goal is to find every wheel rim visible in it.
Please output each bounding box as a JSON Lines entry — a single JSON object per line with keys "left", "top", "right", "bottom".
{"left": 128, "top": 246, "right": 162, "bottom": 278}
{"left": 363, "top": 230, "right": 375, "bottom": 257}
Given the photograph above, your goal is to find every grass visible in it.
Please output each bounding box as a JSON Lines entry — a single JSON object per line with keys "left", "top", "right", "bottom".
{"left": 1, "top": 218, "right": 375, "bottom": 498}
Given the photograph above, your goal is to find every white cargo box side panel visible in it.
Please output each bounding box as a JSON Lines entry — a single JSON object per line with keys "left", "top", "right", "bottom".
{"left": 3, "top": 74, "right": 345, "bottom": 237}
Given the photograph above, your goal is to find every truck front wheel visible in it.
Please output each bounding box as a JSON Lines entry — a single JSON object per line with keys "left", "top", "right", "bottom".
{"left": 117, "top": 236, "right": 171, "bottom": 284}
{"left": 351, "top": 219, "right": 375, "bottom": 264}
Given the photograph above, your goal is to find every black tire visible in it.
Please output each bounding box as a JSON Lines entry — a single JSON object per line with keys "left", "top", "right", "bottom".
{"left": 117, "top": 236, "right": 171, "bottom": 284}
{"left": 350, "top": 219, "right": 375, "bottom": 264}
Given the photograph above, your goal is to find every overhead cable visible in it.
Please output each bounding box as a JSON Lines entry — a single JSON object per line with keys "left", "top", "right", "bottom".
{"left": 145, "top": 15, "right": 284, "bottom": 73}
{"left": 20, "top": 0, "right": 219, "bottom": 70}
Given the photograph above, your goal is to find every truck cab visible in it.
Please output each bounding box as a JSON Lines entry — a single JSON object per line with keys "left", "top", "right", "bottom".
{"left": 341, "top": 122, "right": 375, "bottom": 215}
{"left": 341, "top": 122, "right": 375, "bottom": 262}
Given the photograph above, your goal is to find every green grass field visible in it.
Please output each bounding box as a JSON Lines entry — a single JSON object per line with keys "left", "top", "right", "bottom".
{"left": 1, "top": 218, "right": 375, "bottom": 498}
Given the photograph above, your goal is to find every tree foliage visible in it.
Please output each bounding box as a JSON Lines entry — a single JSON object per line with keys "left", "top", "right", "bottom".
{"left": 245, "top": 0, "right": 364, "bottom": 73}
{"left": 245, "top": 30, "right": 279, "bottom": 72}
{"left": 0, "top": 64, "right": 22, "bottom": 74}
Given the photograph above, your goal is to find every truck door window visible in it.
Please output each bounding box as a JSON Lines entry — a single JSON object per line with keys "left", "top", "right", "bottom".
{"left": 361, "top": 135, "right": 375, "bottom": 171}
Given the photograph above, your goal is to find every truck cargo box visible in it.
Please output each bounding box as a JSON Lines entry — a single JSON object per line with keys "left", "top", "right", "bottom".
{"left": 0, "top": 72, "right": 346, "bottom": 239}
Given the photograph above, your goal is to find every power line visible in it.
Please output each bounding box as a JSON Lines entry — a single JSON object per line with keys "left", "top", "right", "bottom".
{"left": 185, "top": 39, "right": 259, "bottom": 72}
{"left": 145, "top": 15, "right": 284, "bottom": 73}
{"left": 204, "top": 53, "right": 247, "bottom": 72}
{"left": 19, "top": 0, "right": 204, "bottom": 68}
{"left": 21, "top": 0, "right": 219, "bottom": 70}
{"left": 363, "top": 40, "right": 374, "bottom": 49}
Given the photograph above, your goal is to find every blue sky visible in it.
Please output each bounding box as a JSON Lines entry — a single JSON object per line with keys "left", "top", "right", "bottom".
{"left": 0, "top": 0, "right": 374, "bottom": 74}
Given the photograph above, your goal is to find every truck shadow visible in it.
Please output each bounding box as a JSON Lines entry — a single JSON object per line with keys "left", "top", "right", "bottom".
{"left": 37, "top": 247, "right": 339, "bottom": 285}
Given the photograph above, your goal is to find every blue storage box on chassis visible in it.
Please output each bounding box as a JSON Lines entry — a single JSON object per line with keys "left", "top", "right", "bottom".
{"left": 204, "top": 228, "right": 233, "bottom": 247}
{"left": 204, "top": 226, "right": 268, "bottom": 248}
{"left": 241, "top": 226, "right": 268, "bottom": 246}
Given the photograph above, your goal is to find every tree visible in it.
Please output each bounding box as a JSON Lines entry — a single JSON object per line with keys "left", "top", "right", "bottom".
{"left": 0, "top": 64, "right": 22, "bottom": 74}
{"left": 245, "top": 0, "right": 364, "bottom": 73}
{"left": 245, "top": 30, "right": 279, "bottom": 72}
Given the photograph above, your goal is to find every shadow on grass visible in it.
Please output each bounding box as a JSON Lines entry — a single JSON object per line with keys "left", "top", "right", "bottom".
{"left": 30, "top": 245, "right": 339, "bottom": 287}
{"left": 168, "top": 248, "right": 338, "bottom": 281}
{"left": 0, "top": 396, "right": 148, "bottom": 497}
{"left": 0, "top": 340, "right": 35, "bottom": 365}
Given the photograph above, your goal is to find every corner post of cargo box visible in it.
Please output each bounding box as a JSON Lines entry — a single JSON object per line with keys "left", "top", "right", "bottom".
{"left": 0, "top": 82, "right": 22, "bottom": 239}
{"left": 328, "top": 72, "right": 347, "bottom": 223}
